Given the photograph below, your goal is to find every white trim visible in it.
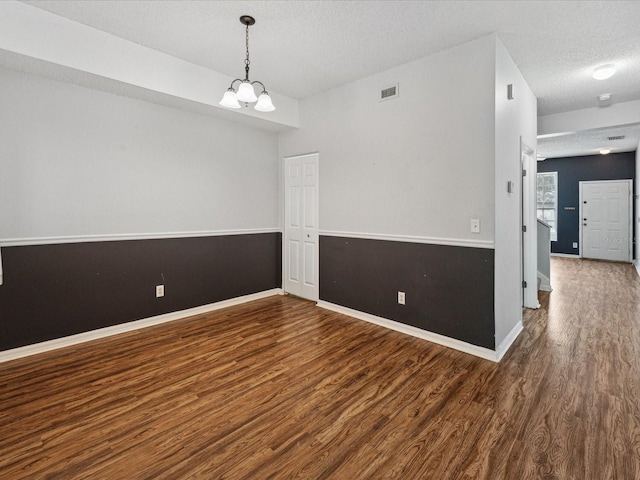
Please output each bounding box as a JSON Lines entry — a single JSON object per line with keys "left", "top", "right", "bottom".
{"left": 495, "top": 320, "right": 524, "bottom": 362}
{"left": 550, "top": 253, "right": 580, "bottom": 258}
{"left": 635, "top": 261, "right": 640, "bottom": 278}
{"left": 522, "top": 141, "right": 539, "bottom": 309}
{"left": 317, "top": 301, "right": 500, "bottom": 362}
{"left": 319, "top": 230, "right": 494, "bottom": 250}
{"left": 537, "top": 272, "right": 552, "bottom": 292}
{"left": 0, "top": 229, "right": 281, "bottom": 247}
{"left": 0, "top": 288, "right": 284, "bottom": 364}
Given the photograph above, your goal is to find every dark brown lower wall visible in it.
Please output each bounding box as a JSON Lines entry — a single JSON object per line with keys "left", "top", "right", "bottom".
{"left": 0, "top": 233, "right": 281, "bottom": 351}
{"left": 319, "top": 236, "right": 495, "bottom": 349}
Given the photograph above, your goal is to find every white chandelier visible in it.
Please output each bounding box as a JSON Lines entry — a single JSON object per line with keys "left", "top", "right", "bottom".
{"left": 219, "top": 15, "right": 275, "bottom": 112}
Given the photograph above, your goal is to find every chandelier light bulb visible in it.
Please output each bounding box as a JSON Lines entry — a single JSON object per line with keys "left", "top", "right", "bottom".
{"left": 237, "top": 81, "right": 258, "bottom": 103}
{"left": 255, "top": 92, "right": 275, "bottom": 112}
{"left": 219, "top": 88, "right": 241, "bottom": 109}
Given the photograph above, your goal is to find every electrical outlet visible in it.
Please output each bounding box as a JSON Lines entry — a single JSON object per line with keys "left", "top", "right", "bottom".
{"left": 156, "top": 285, "right": 164, "bottom": 298}
{"left": 470, "top": 218, "right": 481, "bottom": 233}
{"left": 572, "top": 242, "right": 578, "bottom": 249}
{"left": 398, "top": 291, "right": 405, "bottom": 305}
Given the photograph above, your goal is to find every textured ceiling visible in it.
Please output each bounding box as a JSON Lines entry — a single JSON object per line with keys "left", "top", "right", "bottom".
{"left": 22, "top": 0, "right": 640, "bottom": 116}
{"left": 538, "top": 123, "right": 640, "bottom": 159}
{"left": 11, "top": 1, "right": 640, "bottom": 158}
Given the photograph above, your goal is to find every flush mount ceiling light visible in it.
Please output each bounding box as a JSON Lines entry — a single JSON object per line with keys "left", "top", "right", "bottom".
{"left": 219, "top": 15, "right": 275, "bottom": 112}
{"left": 599, "top": 148, "right": 611, "bottom": 155}
{"left": 592, "top": 64, "right": 616, "bottom": 80}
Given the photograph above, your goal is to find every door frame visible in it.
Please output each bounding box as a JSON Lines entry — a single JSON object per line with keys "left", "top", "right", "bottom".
{"left": 579, "top": 179, "right": 632, "bottom": 262}
{"left": 521, "top": 139, "right": 539, "bottom": 309}
{"left": 282, "top": 152, "right": 320, "bottom": 301}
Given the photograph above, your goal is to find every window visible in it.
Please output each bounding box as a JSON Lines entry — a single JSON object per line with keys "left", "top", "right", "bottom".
{"left": 537, "top": 172, "right": 558, "bottom": 241}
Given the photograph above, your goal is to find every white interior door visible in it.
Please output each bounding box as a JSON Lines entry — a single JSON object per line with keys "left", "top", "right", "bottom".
{"left": 581, "top": 180, "right": 631, "bottom": 262}
{"left": 284, "top": 153, "right": 319, "bottom": 301}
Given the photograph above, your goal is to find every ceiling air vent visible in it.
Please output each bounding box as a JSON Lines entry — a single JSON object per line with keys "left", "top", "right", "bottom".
{"left": 607, "top": 135, "right": 625, "bottom": 141}
{"left": 380, "top": 84, "right": 399, "bottom": 102}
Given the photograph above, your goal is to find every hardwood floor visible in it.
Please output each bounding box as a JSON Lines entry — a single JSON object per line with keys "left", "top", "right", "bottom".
{"left": 1, "top": 257, "right": 639, "bottom": 479}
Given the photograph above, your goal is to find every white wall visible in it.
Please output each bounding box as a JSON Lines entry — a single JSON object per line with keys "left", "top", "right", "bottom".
{"left": 279, "top": 35, "right": 497, "bottom": 244}
{"left": 493, "top": 37, "right": 537, "bottom": 347}
{"left": 279, "top": 34, "right": 539, "bottom": 352}
{"left": 0, "top": 68, "right": 280, "bottom": 241}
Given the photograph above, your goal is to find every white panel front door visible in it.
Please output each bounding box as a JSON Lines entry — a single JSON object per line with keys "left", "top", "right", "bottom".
{"left": 284, "top": 154, "right": 319, "bottom": 301}
{"left": 581, "top": 180, "right": 631, "bottom": 262}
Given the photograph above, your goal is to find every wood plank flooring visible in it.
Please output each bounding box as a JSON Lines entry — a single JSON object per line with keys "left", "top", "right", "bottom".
{"left": 1, "top": 257, "right": 639, "bottom": 479}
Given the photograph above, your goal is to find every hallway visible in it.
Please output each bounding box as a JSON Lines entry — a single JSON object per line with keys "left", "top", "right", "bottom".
{"left": 517, "top": 257, "right": 640, "bottom": 478}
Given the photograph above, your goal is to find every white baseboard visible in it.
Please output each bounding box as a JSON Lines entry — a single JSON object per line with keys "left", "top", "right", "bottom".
{"left": 550, "top": 253, "right": 580, "bottom": 258}
{"left": 635, "top": 261, "right": 640, "bottom": 278}
{"left": 0, "top": 288, "right": 284, "bottom": 364}
{"left": 316, "top": 301, "right": 500, "bottom": 362}
{"left": 495, "top": 320, "right": 523, "bottom": 362}
{"left": 537, "top": 272, "right": 552, "bottom": 292}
